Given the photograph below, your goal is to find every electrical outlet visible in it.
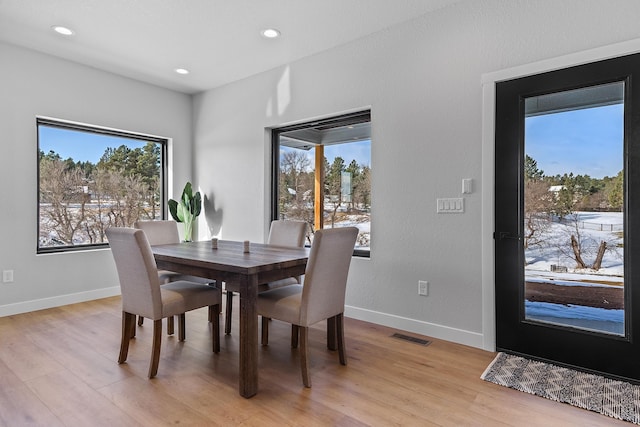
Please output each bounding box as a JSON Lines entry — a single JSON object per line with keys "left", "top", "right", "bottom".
{"left": 3, "top": 270, "right": 14, "bottom": 283}
{"left": 418, "top": 280, "right": 428, "bottom": 296}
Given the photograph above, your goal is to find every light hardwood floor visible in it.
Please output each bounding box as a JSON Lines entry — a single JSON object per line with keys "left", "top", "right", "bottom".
{"left": 0, "top": 295, "right": 630, "bottom": 426}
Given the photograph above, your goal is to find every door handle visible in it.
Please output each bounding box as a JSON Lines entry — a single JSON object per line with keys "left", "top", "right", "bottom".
{"left": 496, "top": 232, "right": 522, "bottom": 241}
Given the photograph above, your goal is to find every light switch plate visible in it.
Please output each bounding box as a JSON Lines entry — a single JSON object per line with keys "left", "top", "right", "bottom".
{"left": 2, "top": 270, "right": 14, "bottom": 283}
{"left": 462, "top": 178, "right": 473, "bottom": 194}
{"left": 437, "top": 198, "right": 464, "bottom": 213}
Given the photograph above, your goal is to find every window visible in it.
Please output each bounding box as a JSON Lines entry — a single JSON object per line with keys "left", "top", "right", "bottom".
{"left": 37, "top": 118, "right": 167, "bottom": 253}
{"left": 272, "top": 111, "right": 371, "bottom": 256}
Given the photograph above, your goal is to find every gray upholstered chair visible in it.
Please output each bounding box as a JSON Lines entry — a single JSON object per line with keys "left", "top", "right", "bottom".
{"left": 134, "top": 220, "right": 219, "bottom": 331}
{"left": 106, "top": 227, "right": 221, "bottom": 378}
{"left": 224, "top": 220, "right": 307, "bottom": 334}
{"left": 257, "top": 227, "right": 358, "bottom": 387}
{"left": 134, "top": 220, "right": 189, "bottom": 282}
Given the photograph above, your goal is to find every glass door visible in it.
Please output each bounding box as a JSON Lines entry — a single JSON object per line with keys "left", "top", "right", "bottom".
{"left": 495, "top": 53, "right": 640, "bottom": 381}
{"left": 523, "top": 82, "right": 624, "bottom": 336}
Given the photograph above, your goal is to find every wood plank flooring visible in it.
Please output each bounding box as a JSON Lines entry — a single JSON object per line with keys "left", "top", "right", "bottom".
{"left": 0, "top": 296, "right": 630, "bottom": 426}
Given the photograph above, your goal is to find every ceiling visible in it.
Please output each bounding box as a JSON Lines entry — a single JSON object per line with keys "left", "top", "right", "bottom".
{"left": 0, "top": 0, "right": 462, "bottom": 94}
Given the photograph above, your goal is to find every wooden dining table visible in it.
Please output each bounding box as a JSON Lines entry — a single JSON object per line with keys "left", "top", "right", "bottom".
{"left": 151, "top": 239, "right": 308, "bottom": 398}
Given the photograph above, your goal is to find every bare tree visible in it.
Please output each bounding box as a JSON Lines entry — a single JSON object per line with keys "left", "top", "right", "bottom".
{"left": 352, "top": 164, "right": 371, "bottom": 211}
{"left": 39, "top": 159, "right": 88, "bottom": 245}
{"left": 592, "top": 240, "right": 607, "bottom": 270}
{"left": 279, "top": 150, "right": 313, "bottom": 224}
{"left": 570, "top": 234, "right": 588, "bottom": 269}
{"left": 92, "top": 168, "right": 148, "bottom": 227}
{"left": 560, "top": 213, "right": 610, "bottom": 270}
{"left": 524, "top": 179, "right": 553, "bottom": 249}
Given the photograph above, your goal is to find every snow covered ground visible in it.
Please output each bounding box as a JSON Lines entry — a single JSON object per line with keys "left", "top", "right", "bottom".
{"left": 524, "top": 212, "right": 624, "bottom": 334}
{"left": 525, "top": 211, "right": 623, "bottom": 278}
{"left": 525, "top": 301, "right": 624, "bottom": 335}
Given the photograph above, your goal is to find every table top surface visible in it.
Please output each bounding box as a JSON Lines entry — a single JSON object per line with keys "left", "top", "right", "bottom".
{"left": 151, "top": 240, "right": 309, "bottom": 275}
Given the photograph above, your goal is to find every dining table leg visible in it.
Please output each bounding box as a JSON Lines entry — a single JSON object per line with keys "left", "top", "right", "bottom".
{"left": 238, "top": 273, "right": 259, "bottom": 397}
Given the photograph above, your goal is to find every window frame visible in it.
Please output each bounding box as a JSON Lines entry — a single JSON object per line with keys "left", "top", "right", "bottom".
{"left": 36, "top": 117, "right": 168, "bottom": 254}
{"left": 271, "top": 110, "right": 371, "bottom": 257}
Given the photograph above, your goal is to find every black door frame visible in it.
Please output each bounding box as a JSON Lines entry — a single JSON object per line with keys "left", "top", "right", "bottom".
{"left": 494, "top": 52, "right": 640, "bottom": 382}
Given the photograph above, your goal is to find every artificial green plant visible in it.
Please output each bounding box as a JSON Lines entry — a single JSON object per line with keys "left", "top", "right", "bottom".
{"left": 168, "top": 182, "right": 202, "bottom": 242}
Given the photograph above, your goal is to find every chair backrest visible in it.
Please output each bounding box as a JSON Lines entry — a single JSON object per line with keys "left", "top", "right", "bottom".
{"left": 299, "top": 227, "right": 358, "bottom": 326}
{"left": 134, "top": 220, "right": 180, "bottom": 246}
{"left": 268, "top": 220, "right": 307, "bottom": 248}
{"left": 106, "top": 227, "right": 163, "bottom": 320}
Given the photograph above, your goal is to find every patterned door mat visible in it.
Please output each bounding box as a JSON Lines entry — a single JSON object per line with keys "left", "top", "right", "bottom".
{"left": 481, "top": 352, "right": 640, "bottom": 424}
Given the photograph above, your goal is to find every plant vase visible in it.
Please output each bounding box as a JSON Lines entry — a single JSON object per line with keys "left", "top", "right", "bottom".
{"left": 182, "top": 216, "right": 194, "bottom": 242}
{"left": 168, "top": 182, "right": 202, "bottom": 243}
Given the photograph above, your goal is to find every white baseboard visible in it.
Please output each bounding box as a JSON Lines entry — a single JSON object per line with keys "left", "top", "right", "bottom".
{"left": 0, "top": 286, "right": 121, "bottom": 317}
{"left": 344, "top": 305, "right": 484, "bottom": 349}
{"left": 1, "top": 290, "right": 483, "bottom": 350}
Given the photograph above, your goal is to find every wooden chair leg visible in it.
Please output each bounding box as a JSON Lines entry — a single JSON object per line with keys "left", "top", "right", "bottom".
{"left": 212, "top": 304, "right": 220, "bottom": 353}
{"left": 167, "top": 316, "right": 175, "bottom": 335}
{"left": 225, "top": 291, "right": 233, "bottom": 334}
{"left": 137, "top": 316, "right": 144, "bottom": 326}
{"left": 300, "top": 326, "right": 311, "bottom": 388}
{"left": 118, "top": 312, "right": 133, "bottom": 364}
{"left": 178, "top": 313, "right": 186, "bottom": 341}
{"left": 261, "top": 316, "right": 269, "bottom": 345}
{"left": 131, "top": 318, "right": 137, "bottom": 338}
{"left": 130, "top": 314, "right": 138, "bottom": 339}
{"left": 291, "top": 325, "right": 299, "bottom": 348}
{"left": 327, "top": 316, "right": 337, "bottom": 350}
{"left": 336, "top": 313, "right": 347, "bottom": 365}
{"left": 149, "top": 319, "right": 162, "bottom": 378}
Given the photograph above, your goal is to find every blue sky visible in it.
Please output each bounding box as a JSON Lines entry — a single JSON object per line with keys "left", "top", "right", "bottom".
{"left": 42, "top": 125, "right": 373, "bottom": 169}
{"left": 39, "top": 126, "right": 144, "bottom": 163}
{"left": 325, "top": 140, "right": 371, "bottom": 166}
{"left": 525, "top": 104, "right": 623, "bottom": 179}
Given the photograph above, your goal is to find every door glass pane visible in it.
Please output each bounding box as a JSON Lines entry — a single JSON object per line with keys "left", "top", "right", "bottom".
{"left": 523, "top": 81, "right": 625, "bottom": 335}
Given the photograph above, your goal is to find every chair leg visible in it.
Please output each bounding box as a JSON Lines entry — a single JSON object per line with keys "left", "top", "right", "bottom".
{"left": 225, "top": 291, "right": 233, "bottom": 334}
{"left": 336, "top": 313, "right": 347, "bottom": 366}
{"left": 291, "top": 325, "right": 299, "bottom": 348}
{"left": 261, "top": 316, "right": 269, "bottom": 345}
{"left": 133, "top": 315, "right": 142, "bottom": 337}
{"left": 178, "top": 313, "right": 186, "bottom": 341}
{"left": 327, "top": 316, "right": 337, "bottom": 350}
{"left": 129, "top": 315, "right": 137, "bottom": 339}
{"left": 149, "top": 319, "right": 162, "bottom": 378}
{"left": 300, "top": 326, "right": 311, "bottom": 387}
{"left": 118, "top": 312, "right": 133, "bottom": 364}
{"left": 212, "top": 304, "right": 220, "bottom": 353}
{"left": 167, "top": 316, "right": 175, "bottom": 335}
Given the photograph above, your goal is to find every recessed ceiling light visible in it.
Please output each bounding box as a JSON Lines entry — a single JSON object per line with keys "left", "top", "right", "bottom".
{"left": 52, "top": 25, "right": 75, "bottom": 36}
{"left": 175, "top": 68, "right": 190, "bottom": 75}
{"left": 261, "top": 28, "right": 281, "bottom": 39}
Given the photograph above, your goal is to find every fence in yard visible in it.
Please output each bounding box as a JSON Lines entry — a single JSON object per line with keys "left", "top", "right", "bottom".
{"left": 553, "top": 216, "right": 623, "bottom": 232}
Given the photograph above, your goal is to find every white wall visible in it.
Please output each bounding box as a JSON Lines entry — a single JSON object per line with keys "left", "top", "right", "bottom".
{"left": 192, "top": 0, "right": 640, "bottom": 349}
{"left": 0, "top": 42, "right": 193, "bottom": 315}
